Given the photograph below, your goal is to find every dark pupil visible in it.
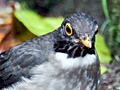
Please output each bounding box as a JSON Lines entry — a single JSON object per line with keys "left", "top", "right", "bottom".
{"left": 66, "top": 26, "right": 71, "bottom": 34}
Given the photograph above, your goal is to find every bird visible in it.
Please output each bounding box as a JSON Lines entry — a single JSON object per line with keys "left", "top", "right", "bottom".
{"left": 0, "top": 13, "right": 100, "bottom": 90}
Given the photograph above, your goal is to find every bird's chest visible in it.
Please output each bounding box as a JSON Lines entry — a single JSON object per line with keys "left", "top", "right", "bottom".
{"left": 51, "top": 52, "right": 99, "bottom": 90}
{"left": 55, "top": 67, "right": 96, "bottom": 90}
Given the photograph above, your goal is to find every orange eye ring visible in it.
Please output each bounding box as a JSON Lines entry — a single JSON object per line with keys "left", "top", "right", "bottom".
{"left": 65, "top": 23, "right": 73, "bottom": 36}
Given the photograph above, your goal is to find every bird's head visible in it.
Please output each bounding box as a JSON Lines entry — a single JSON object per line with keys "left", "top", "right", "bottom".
{"left": 54, "top": 13, "right": 98, "bottom": 58}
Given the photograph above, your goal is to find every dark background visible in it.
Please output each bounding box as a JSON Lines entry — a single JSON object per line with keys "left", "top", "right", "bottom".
{"left": 5, "top": 0, "right": 105, "bottom": 27}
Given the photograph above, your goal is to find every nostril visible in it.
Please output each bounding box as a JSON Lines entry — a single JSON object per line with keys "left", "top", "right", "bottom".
{"left": 83, "top": 37, "right": 86, "bottom": 40}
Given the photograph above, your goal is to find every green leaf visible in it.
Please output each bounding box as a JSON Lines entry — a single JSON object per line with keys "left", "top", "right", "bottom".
{"left": 14, "top": 10, "right": 63, "bottom": 36}
{"left": 101, "top": 64, "right": 107, "bottom": 74}
{"left": 95, "top": 34, "right": 112, "bottom": 74}
{"left": 95, "top": 34, "right": 112, "bottom": 64}
{"left": 116, "top": 87, "right": 120, "bottom": 90}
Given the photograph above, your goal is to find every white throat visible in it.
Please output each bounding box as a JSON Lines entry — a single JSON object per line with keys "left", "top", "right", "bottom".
{"left": 55, "top": 52, "right": 96, "bottom": 69}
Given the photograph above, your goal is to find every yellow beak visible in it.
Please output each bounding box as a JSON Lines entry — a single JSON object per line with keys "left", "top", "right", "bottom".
{"left": 80, "top": 37, "right": 92, "bottom": 48}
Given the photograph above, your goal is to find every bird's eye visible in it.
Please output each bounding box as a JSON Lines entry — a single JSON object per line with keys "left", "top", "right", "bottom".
{"left": 65, "top": 23, "right": 73, "bottom": 36}
{"left": 95, "top": 25, "right": 98, "bottom": 34}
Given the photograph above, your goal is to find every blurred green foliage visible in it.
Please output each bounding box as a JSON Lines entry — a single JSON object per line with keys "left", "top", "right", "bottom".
{"left": 102, "top": 0, "right": 120, "bottom": 57}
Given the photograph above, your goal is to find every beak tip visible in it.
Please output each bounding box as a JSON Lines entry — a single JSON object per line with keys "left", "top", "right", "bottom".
{"left": 88, "top": 42, "right": 92, "bottom": 48}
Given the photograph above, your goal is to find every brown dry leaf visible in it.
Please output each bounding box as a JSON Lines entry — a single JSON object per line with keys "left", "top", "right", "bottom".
{"left": 0, "top": 1, "right": 21, "bottom": 53}
{"left": 0, "top": 21, "right": 18, "bottom": 53}
{"left": 0, "top": 23, "right": 12, "bottom": 44}
{"left": 3, "top": 17, "right": 13, "bottom": 25}
{"left": 0, "top": 33, "right": 6, "bottom": 43}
